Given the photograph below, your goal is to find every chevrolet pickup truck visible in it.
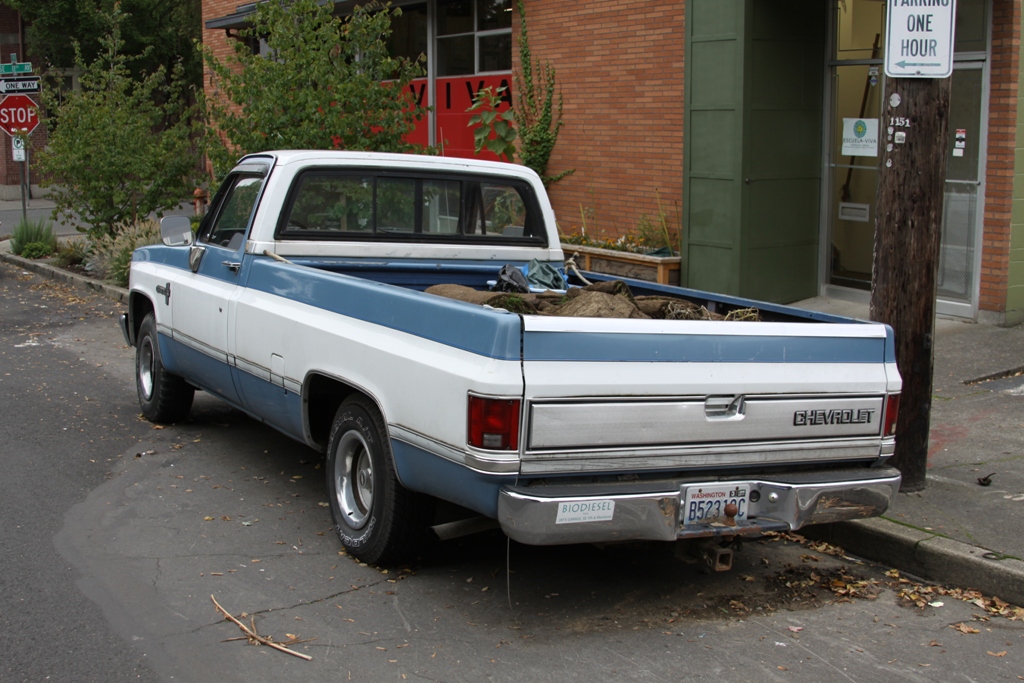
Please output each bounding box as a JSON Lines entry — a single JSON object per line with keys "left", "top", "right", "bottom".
{"left": 120, "top": 151, "right": 902, "bottom": 566}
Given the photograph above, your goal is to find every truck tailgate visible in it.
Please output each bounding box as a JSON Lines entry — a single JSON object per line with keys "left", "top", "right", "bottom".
{"left": 520, "top": 316, "right": 899, "bottom": 475}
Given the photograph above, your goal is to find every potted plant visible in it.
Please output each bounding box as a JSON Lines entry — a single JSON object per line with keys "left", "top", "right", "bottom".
{"left": 560, "top": 194, "right": 682, "bottom": 286}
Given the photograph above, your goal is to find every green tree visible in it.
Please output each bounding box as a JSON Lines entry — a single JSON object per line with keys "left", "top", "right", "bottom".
{"left": 468, "top": 1, "right": 572, "bottom": 186}
{"left": 203, "top": 0, "right": 429, "bottom": 179}
{"left": 37, "top": 5, "right": 204, "bottom": 238}
{"left": 8, "top": 0, "right": 202, "bottom": 93}
{"left": 515, "top": 0, "right": 572, "bottom": 185}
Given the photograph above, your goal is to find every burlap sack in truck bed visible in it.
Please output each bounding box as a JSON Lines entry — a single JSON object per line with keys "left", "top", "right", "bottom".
{"left": 424, "top": 280, "right": 761, "bottom": 321}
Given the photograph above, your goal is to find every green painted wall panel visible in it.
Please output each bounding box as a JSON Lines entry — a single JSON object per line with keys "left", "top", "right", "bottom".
{"left": 741, "top": 0, "right": 825, "bottom": 303}
{"left": 689, "top": 245, "right": 739, "bottom": 294}
{"left": 684, "top": 0, "right": 824, "bottom": 303}
{"left": 1008, "top": 258, "right": 1024, "bottom": 311}
{"left": 689, "top": 110, "right": 739, "bottom": 176}
{"left": 747, "top": 109, "right": 822, "bottom": 178}
{"left": 745, "top": 179, "right": 820, "bottom": 247}
{"left": 688, "top": 177, "right": 738, "bottom": 246}
{"left": 1010, "top": 31, "right": 1024, "bottom": 319}
{"left": 741, "top": 244, "right": 818, "bottom": 302}
{"left": 689, "top": 0, "right": 740, "bottom": 38}
{"left": 689, "top": 41, "right": 740, "bottom": 109}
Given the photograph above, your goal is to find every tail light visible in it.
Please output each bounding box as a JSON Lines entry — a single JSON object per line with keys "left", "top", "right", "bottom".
{"left": 468, "top": 395, "right": 520, "bottom": 451}
{"left": 883, "top": 393, "right": 900, "bottom": 437}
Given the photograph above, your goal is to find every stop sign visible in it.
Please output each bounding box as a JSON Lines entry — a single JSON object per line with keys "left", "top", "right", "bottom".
{"left": 0, "top": 94, "right": 39, "bottom": 136}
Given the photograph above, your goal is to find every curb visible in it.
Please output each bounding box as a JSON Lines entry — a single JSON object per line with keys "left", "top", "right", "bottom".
{"left": 806, "top": 517, "right": 1024, "bottom": 606}
{"left": 0, "top": 250, "right": 129, "bottom": 305}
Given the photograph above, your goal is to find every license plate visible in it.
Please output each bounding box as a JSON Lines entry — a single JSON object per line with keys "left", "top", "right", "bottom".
{"left": 683, "top": 484, "right": 749, "bottom": 526}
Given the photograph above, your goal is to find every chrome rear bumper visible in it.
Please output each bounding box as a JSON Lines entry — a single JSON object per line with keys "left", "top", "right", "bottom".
{"left": 497, "top": 467, "right": 900, "bottom": 546}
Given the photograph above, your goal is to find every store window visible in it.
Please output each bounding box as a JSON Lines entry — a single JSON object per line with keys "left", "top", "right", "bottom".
{"left": 387, "top": 3, "right": 428, "bottom": 62}
{"left": 437, "top": 0, "right": 512, "bottom": 76}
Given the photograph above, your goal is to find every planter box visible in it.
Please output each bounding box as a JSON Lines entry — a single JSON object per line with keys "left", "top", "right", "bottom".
{"left": 560, "top": 243, "right": 681, "bottom": 286}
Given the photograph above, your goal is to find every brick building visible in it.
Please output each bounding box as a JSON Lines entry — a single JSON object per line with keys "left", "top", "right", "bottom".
{"left": 211, "top": 1, "right": 1022, "bottom": 323}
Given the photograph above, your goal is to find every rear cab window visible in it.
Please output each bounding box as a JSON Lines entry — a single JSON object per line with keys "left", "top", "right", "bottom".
{"left": 275, "top": 169, "right": 546, "bottom": 247}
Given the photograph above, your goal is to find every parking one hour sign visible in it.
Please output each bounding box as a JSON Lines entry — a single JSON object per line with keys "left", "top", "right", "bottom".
{"left": 884, "top": 0, "right": 957, "bottom": 79}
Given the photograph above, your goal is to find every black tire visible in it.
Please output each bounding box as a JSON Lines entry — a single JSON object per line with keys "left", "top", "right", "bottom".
{"left": 135, "top": 312, "right": 195, "bottom": 423}
{"left": 326, "top": 396, "right": 434, "bottom": 564}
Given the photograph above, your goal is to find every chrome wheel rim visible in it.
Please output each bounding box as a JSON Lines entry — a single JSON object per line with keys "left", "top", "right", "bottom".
{"left": 334, "top": 430, "right": 373, "bottom": 529}
{"left": 138, "top": 336, "right": 155, "bottom": 401}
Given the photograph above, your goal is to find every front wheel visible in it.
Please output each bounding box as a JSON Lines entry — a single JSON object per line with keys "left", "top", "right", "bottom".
{"left": 326, "top": 397, "right": 433, "bottom": 564}
{"left": 136, "top": 312, "right": 194, "bottom": 423}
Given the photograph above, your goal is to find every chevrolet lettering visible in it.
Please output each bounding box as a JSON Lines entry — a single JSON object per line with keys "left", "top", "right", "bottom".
{"left": 793, "top": 408, "right": 875, "bottom": 427}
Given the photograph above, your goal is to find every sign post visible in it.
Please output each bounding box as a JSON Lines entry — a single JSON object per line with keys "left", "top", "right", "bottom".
{"left": 12, "top": 134, "right": 26, "bottom": 222}
{"left": 871, "top": 1, "right": 957, "bottom": 491}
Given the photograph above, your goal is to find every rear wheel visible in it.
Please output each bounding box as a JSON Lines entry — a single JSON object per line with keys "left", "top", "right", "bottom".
{"left": 326, "top": 396, "right": 433, "bottom": 564}
{"left": 136, "top": 313, "right": 194, "bottom": 423}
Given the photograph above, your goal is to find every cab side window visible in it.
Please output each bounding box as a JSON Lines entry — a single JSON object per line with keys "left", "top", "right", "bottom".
{"left": 200, "top": 175, "right": 265, "bottom": 248}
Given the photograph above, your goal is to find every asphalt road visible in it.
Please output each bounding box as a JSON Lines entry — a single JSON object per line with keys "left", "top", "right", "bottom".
{"left": 1, "top": 261, "right": 1022, "bottom": 683}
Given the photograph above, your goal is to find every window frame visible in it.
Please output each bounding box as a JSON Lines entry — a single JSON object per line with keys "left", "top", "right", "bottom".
{"left": 197, "top": 163, "right": 270, "bottom": 249}
{"left": 435, "top": 0, "right": 512, "bottom": 77}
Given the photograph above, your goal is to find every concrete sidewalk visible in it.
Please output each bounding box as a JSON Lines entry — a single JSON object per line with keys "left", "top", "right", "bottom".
{"left": 2, "top": 245, "right": 1023, "bottom": 605}
{"left": 793, "top": 295, "right": 1024, "bottom": 606}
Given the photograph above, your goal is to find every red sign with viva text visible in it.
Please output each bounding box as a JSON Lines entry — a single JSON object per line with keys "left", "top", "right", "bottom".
{"left": 0, "top": 94, "right": 40, "bottom": 136}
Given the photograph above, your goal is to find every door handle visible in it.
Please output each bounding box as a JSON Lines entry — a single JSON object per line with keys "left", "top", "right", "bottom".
{"left": 222, "top": 261, "right": 242, "bottom": 272}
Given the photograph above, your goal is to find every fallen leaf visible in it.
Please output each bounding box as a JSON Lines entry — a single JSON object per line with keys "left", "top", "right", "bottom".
{"left": 928, "top": 640, "right": 942, "bottom": 647}
{"left": 988, "top": 651, "right": 1007, "bottom": 657}
{"left": 788, "top": 626, "right": 803, "bottom": 633}
{"left": 203, "top": 516, "right": 214, "bottom": 521}
{"left": 950, "top": 622, "right": 980, "bottom": 634}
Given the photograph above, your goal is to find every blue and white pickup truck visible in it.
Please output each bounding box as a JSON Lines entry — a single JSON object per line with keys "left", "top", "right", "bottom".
{"left": 121, "top": 151, "right": 902, "bottom": 565}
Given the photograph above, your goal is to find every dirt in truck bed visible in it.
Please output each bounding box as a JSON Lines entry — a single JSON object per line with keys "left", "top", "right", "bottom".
{"left": 425, "top": 280, "right": 762, "bottom": 321}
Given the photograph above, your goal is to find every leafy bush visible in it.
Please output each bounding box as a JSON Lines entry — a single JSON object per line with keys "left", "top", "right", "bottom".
{"left": 37, "top": 5, "right": 204, "bottom": 239}
{"left": 203, "top": 0, "right": 428, "bottom": 182}
{"left": 10, "top": 217, "right": 57, "bottom": 256}
{"left": 513, "top": 0, "right": 572, "bottom": 186}
{"left": 86, "top": 220, "right": 162, "bottom": 287}
{"left": 19, "top": 242, "right": 56, "bottom": 259}
{"left": 55, "top": 239, "right": 89, "bottom": 268}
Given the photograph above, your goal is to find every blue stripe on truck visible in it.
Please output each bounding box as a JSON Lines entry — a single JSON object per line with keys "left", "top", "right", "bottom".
{"left": 523, "top": 331, "right": 886, "bottom": 363}
{"left": 244, "top": 258, "right": 524, "bottom": 360}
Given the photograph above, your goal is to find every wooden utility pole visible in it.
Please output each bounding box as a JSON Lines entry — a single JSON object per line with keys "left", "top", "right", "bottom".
{"left": 870, "top": 76, "right": 951, "bottom": 492}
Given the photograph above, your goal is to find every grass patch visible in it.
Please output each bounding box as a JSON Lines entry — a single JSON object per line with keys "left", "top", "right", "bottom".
{"left": 10, "top": 217, "right": 57, "bottom": 257}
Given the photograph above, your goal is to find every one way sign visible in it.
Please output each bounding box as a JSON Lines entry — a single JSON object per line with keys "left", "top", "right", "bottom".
{"left": 0, "top": 77, "right": 40, "bottom": 94}
{"left": 884, "top": 0, "right": 957, "bottom": 79}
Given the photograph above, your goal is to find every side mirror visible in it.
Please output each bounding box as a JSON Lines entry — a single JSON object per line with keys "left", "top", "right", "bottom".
{"left": 160, "top": 216, "right": 194, "bottom": 247}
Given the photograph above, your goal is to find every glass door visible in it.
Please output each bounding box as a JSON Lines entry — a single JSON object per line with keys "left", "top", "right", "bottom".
{"left": 824, "top": 0, "right": 990, "bottom": 316}
{"left": 826, "top": 0, "right": 886, "bottom": 292}
{"left": 938, "top": 64, "right": 984, "bottom": 306}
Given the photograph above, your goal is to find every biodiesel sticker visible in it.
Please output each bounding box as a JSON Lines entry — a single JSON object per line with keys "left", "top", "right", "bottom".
{"left": 555, "top": 500, "right": 615, "bottom": 524}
